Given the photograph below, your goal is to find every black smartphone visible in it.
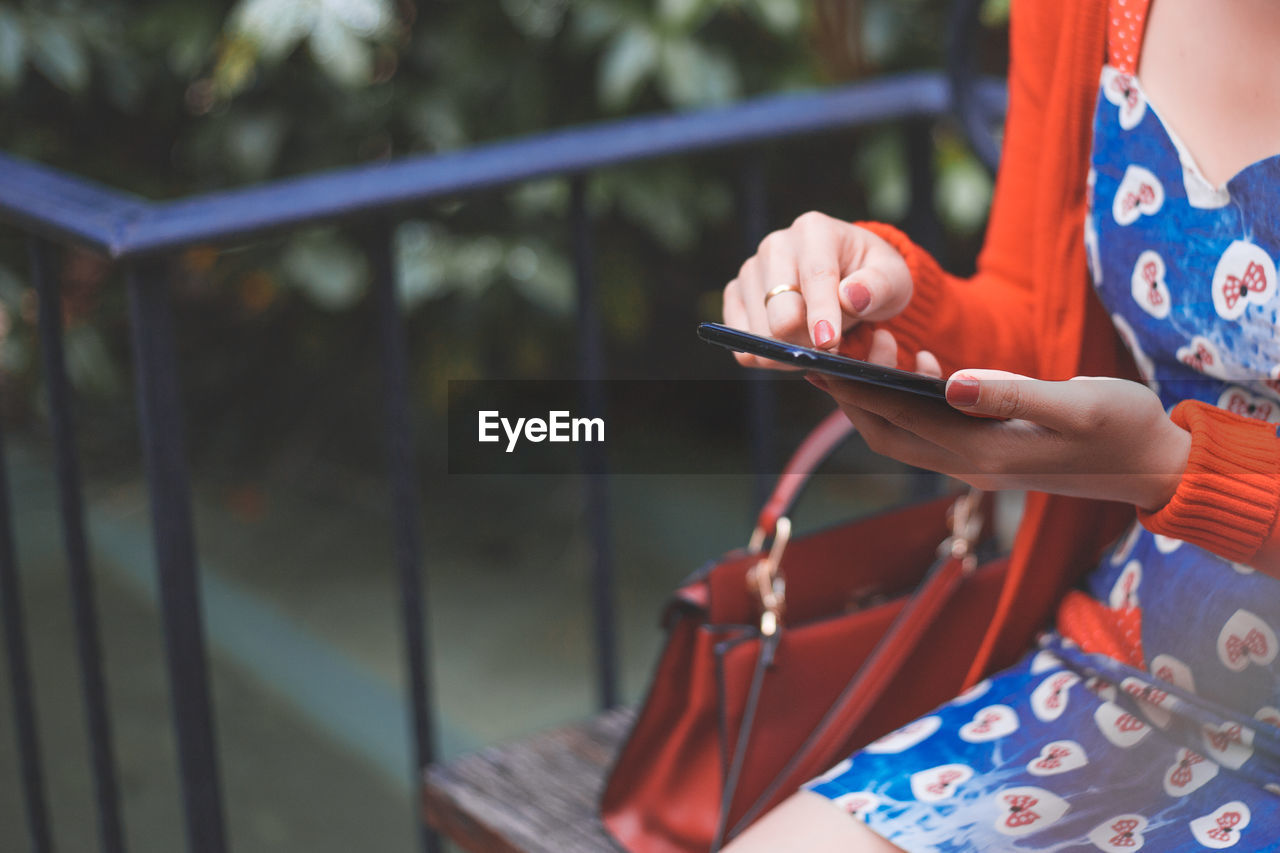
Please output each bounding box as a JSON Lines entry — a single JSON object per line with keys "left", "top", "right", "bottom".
{"left": 698, "top": 322, "right": 948, "bottom": 402}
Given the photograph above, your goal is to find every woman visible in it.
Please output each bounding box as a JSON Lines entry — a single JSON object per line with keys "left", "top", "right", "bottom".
{"left": 720, "top": 0, "right": 1280, "bottom": 849}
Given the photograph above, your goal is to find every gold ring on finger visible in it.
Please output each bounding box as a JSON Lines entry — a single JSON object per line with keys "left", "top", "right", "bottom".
{"left": 764, "top": 283, "right": 803, "bottom": 307}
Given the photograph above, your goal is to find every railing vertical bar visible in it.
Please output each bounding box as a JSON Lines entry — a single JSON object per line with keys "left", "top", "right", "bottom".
{"left": 0, "top": 415, "right": 55, "bottom": 853}
{"left": 569, "top": 176, "right": 619, "bottom": 711}
{"left": 363, "top": 222, "right": 440, "bottom": 853}
{"left": 125, "top": 258, "right": 226, "bottom": 853}
{"left": 904, "top": 120, "right": 942, "bottom": 256}
{"left": 30, "top": 236, "right": 127, "bottom": 853}
{"left": 739, "top": 151, "right": 776, "bottom": 511}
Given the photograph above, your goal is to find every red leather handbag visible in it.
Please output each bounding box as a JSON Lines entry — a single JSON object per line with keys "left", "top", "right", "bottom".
{"left": 600, "top": 410, "right": 1011, "bottom": 853}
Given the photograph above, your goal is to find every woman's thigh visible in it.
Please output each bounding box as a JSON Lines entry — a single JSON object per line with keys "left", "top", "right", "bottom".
{"left": 721, "top": 791, "right": 906, "bottom": 853}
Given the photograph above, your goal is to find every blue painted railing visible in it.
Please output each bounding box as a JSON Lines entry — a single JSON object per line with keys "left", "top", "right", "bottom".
{"left": 0, "top": 24, "right": 1005, "bottom": 853}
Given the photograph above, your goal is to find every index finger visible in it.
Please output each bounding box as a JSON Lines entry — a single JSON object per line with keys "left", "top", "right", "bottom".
{"left": 794, "top": 216, "right": 845, "bottom": 349}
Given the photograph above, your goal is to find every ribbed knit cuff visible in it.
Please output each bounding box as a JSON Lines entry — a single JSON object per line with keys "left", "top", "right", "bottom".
{"left": 1137, "top": 400, "right": 1280, "bottom": 563}
{"left": 847, "top": 221, "right": 944, "bottom": 357}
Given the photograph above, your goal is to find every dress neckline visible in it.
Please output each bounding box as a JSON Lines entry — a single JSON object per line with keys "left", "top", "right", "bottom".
{"left": 1109, "top": 67, "right": 1280, "bottom": 204}
{"left": 1107, "top": 0, "right": 1280, "bottom": 197}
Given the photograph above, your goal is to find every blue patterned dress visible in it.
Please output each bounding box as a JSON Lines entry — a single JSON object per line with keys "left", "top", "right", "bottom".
{"left": 803, "top": 7, "right": 1280, "bottom": 850}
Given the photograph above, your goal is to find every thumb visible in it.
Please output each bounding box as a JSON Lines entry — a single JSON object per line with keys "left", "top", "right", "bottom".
{"left": 838, "top": 241, "right": 912, "bottom": 323}
{"left": 944, "top": 369, "right": 1090, "bottom": 428}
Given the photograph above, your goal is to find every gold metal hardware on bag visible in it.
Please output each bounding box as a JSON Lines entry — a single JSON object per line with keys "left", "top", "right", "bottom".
{"left": 746, "top": 516, "right": 790, "bottom": 636}
{"left": 938, "top": 487, "right": 986, "bottom": 574}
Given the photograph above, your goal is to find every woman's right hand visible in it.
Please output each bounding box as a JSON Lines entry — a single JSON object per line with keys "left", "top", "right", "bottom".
{"left": 721, "top": 212, "right": 914, "bottom": 368}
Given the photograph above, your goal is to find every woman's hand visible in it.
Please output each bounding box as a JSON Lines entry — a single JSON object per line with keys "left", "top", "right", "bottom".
{"left": 809, "top": 330, "right": 1192, "bottom": 511}
{"left": 722, "top": 212, "right": 912, "bottom": 367}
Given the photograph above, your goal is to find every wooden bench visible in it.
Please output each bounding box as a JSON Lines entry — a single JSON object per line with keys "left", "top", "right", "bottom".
{"left": 424, "top": 707, "right": 634, "bottom": 853}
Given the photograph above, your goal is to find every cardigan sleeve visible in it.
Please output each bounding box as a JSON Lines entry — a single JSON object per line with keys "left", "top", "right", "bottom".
{"left": 1137, "top": 400, "right": 1280, "bottom": 577}
{"left": 836, "top": 0, "right": 1063, "bottom": 377}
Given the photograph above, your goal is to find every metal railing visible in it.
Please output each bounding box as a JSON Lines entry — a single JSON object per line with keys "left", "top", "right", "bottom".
{"left": 0, "top": 18, "right": 1005, "bottom": 853}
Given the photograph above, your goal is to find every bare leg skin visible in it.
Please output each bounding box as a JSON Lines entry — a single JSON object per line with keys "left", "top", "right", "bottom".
{"left": 721, "top": 791, "right": 908, "bottom": 853}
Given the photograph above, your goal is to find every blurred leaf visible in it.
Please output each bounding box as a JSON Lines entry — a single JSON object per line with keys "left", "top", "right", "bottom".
{"left": 2, "top": 339, "right": 28, "bottom": 375}
{"left": 395, "top": 220, "right": 450, "bottom": 305}
{"left": 0, "top": 264, "right": 25, "bottom": 308}
{"left": 657, "top": 37, "right": 737, "bottom": 107}
{"left": 101, "top": 55, "right": 145, "bottom": 113}
{"left": 506, "top": 240, "right": 572, "bottom": 316}
{"left": 228, "top": 0, "right": 392, "bottom": 87}
{"left": 860, "top": 0, "right": 900, "bottom": 67}
{"left": 855, "top": 128, "right": 909, "bottom": 222}
{"left": 980, "top": 0, "right": 1011, "bottom": 26}
{"left": 745, "top": 0, "right": 805, "bottom": 37}
{"left": 658, "top": 0, "right": 712, "bottom": 31}
{"left": 281, "top": 230, "right": 370, "bottom": 310}
{"left": 0, "top": 8, "right": 26, "bottom": 91}
{"left": 935, "top": 136, "right": 993, "bottom": 235}
{"left": 322, "top": 0, "right": 394, "bottom": 35}
{"left": 28, "top": 17, "right": 89, "bottom": 93}
{"left": 64, "top": 325, "right": 121, "bottom": 396}
{"left": 568, "top": 1, "right": 629, "bottom": 47}
{"left": 501, "top": 0, "right": 569, "bottom": 40}
{"left": 226, "top": 113, "right": 289, "bottom": 179}
{"left": 308, "top": 14, "right": 374, "bottom": 85}
{"left": 598, "top": 26, "right": 658, "bottom": 110}
{"left": 407, "top": 93, "right": 468, "bottom": 151}
{"left": 231, "top": 0, "right": 312, "bottom": 60}
{"left": 507, "top": 179, "right": 568, "bottom": 219}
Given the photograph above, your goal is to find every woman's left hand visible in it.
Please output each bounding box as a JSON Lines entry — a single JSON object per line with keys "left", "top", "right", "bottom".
{"left": 810, "top": 329, "right": 1192, "bottom": 511}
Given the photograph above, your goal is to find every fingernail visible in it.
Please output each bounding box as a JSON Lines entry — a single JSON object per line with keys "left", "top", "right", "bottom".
{"left": 947, "top": 377, "right": 981, "bottom": 407}
{"left": 813, "top": 319, "right": 834, "bottom": 348}
{"left": 842, "top": 281, "right": 872, "bottom": 314}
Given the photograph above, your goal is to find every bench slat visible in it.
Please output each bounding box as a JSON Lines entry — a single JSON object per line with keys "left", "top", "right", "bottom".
{"left": 424, "top": 708, "right": 635, "bottom": 853}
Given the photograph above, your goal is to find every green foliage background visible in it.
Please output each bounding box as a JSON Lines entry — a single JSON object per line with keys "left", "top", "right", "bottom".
{"left": 0, "top": 0, "right": 1008, "bottom": 468}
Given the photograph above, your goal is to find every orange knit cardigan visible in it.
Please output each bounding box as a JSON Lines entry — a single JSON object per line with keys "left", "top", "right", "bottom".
{"left": 840, "top": 0, "right": 1280, "bottom": 685}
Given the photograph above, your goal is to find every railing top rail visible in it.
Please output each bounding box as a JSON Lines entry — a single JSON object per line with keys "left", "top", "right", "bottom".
{"left": 0, "top": 72, "right": 1004, "bottom": 261}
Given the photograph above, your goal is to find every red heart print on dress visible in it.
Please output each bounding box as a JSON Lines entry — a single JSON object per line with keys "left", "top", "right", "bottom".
{"left": 950, "top": 678, "right": 991, "bottom": 705}
{"left": 1211, "top": 241, "right": 1277, "bottom": 320}
{"left": 1112, "top": 165, "right": 1164, "bottom": 226}
{"left": 909, "top": 763, "right": 974, "bottom": 803}
{"left": 1130, "top": 251, "right": 1171, "bottom": 319}
{"left": 1200, "top": 721, "right": 1255, "bottom": 770}
{"left": 992, "top": 786, "right": 1069, "bottom": 837}
{"left": 1190, "top": 802, "right": 1251, "bottom": 849}
{"left": 862, "top": 715, "right": 941, "bottom": 754}
{"left": 1162, "top": 747, "right": 1219, "bottom": 797}
{"left": 1216, "top": 609, "right": 1277, "bottom": 672}
{"left": 959, "top": 705, "right": 1019, "bottom": 743}
{"left": 1031, "top": 671, "right": 1081, "bottom": 722}
{"left": 1094, "top": 701, "right": 1150, "bottom": 748}
{"left": 1030, "top": 649, "right": 1063, "bottom": 675}
{"left": 1175, "top": 336, "right": 1225, "bottom": 379}
{"left": 832, "top": 791, "right": 880, "bottom": 820}
{"left": 1120, "top": 677, "right": 1172, "bottom": 729}
{"left": 1087, "top": 814, "right": 1148, "bottom": 851}
{"left": 1026, "top": 740, "right": 1088, "bottom": 776}
{"left": 1102, "top": 68, "right": 1146, "bottom": 130}
{"left": 1150, "top": 653, "right": 1196, "bottom": 695}
{"left": 1254, "top": 706, "right": 1280, "bottom": 728}
{"left": 1109, "top": 560, "right": 1142, "bottom": 609}
{"left": 1216, "top": 387, "right": 1280, "bottom": 424}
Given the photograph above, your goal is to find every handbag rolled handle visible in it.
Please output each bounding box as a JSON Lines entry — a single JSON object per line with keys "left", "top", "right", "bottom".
{"left": 750, "top": 408, "right": 855, "bottom": 548}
